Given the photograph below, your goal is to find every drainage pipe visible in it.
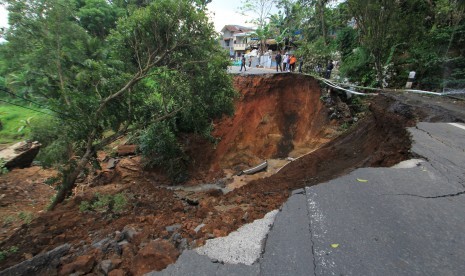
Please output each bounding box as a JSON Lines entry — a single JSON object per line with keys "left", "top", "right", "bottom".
{"left": 237, "top": 160, "right": 268, "bottom": 176}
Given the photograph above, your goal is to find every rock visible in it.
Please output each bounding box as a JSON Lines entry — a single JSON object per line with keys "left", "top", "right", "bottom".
{"left": 0, "top": 141, "right": 41, "bottom": 170}
{"left": 122, "top": 226, "right": 138, "bottom": 241}
{"left": 194, "top": 223, "right": 205, "bottom": 233}
{"left": 117, "top": 240, "right": 129, "bottom": 247}
{"left": 100, "top": 258, "right": 122, "bottom": 275}
{"left": 0, "top": 244, "right": 70, "bottom": 276}
{"left": 117, "top": 145, "right": 137, "bottom": 156}
{"left": 114, "top": 231, "right": 124, "bottom": 242}
{"left": 165, "top": 224, "right": 182, "bottom": 233}
{"left": 177, "top": 238, "right": 189, "bottom": 251}
{"left": 171, "top": 233, "right": 181, "bottom": 242}
{"left": 100, "top": 260, "right": 112, "bottom": 274}
{"left": 337, "top": 101, "right": 351, "bottom": 118}
{"left": 59, "top": 255, "right": 95, "bottom": 275}
{"left": 130, "top": 240, "right": 180, "bottom": 276}
{"left": 106, "top": 158, "right": 119, "bottom": 169}
{"left": 184, "top": 197, "right": 199, "bottom": 206}
{"left": 92, "top": 238, "right": 110, "bottom": 249}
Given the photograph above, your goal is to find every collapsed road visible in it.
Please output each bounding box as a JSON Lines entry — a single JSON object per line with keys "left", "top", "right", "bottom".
{"left": 1, "top": 73, "right": 465, "bottom": 275}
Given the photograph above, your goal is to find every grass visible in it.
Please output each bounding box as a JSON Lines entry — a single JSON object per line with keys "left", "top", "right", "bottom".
{"left": 0, "top": 103, "right": 48, "bottom": 146}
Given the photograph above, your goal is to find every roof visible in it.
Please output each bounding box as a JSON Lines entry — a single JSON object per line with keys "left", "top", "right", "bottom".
{"left": 221, "top": 25, "right": 255, "bottom": 33}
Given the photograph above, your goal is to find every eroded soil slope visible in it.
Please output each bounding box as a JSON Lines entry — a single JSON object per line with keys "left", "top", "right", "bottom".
{"left": 210, "top": 74, "right": 330, "bottom": 171}
{"left": 1, "top": 74, "right": 463, "bottom": 275}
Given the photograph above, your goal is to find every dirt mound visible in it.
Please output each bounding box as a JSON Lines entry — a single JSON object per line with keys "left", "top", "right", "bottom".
{"left": 2, "top": 74, "right": 461, "bottom": 275}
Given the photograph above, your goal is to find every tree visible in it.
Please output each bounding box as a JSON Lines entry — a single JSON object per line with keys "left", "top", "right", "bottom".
{"left": 346, "top": 0, "right": 400, "bottom": 86}
{"left": 2, "top": 0, "right": 235, "bottom": 209}
{"left": 239, "top": 0, "right": 277, "bottom": 28}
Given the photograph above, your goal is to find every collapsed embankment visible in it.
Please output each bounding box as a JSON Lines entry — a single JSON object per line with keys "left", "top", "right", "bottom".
{"left": 213, "top": 74, "right": 329, "bottom": 170}
{"left": 0, "top": 74, "right": 429, "bottom": 275}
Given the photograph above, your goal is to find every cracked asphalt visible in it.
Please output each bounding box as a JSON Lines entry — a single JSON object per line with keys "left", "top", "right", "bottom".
{"left": 148, "top": 122, "right": 465, "bottom": 276}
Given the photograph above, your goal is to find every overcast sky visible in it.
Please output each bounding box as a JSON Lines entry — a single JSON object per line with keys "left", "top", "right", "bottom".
{"left": 0, "top": 1, "right": 280, "bottom": 32}
{"left": 0, "top": 5, "right": 7, "bottom": 29}
{"left": 207, "top": 0, "right": 257, "bottom": 32}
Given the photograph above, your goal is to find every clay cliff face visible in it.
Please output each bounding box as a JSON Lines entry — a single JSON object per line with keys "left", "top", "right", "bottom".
{"left": 211, "top": 74, "right": 329, "bottom": 170}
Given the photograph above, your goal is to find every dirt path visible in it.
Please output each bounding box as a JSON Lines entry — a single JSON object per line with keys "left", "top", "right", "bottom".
{"left": 1, "top": 74, "right": 463, "bottom": 275}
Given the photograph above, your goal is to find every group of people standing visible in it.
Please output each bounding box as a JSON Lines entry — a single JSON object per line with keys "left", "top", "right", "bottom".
{"left": 275, "top": 52, "right": 302, "bottom": 73}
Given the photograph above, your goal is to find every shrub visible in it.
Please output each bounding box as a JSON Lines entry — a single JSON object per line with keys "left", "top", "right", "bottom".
{"left": 18, "top": 211, "right": 34, "bottom": 224}
{"left": 0, "top": 246, "right": 19, "bottom": 261}
{"left": 138, "top": 122, "right": 189, "bottom": 183}
{"left": 79, "top": 192, "right": 128, "bottom": 214}
{"left": 0, "top": 158, "right": 8, "bottom": 175}
{"left": 30, "top": 118, "right": 71, "bottom": 168}
{"left": 339, "top": 47, "right": 377, "bottom": 87}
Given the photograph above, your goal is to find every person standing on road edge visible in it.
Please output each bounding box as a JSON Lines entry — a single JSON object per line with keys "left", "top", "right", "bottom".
{"left": 283, "top": 54, "right": 288, "bottom": 72}
{"left": 248, "top": 56, "right": 252, "bottom": 68}
{"left": 298, "top": 56, "right": 304, "bottom": 73}
{"left": 275, "top": 52, "right": 282, "bottom": 72}
{"left": 290, "top": 55, "right": 297, "bottom": 72}
{"left": 240, "top": 55, "right": 247, "bottom": 72}
{"left": 325, "top": 60, "right": 334, "bottom": 79}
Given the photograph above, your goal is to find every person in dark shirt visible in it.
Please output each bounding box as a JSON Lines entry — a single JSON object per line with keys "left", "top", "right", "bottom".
{"left": 275, "top": 52, "right": 282, "bottom": 72}
{"left": 240, "top": 56, "right": 247, "bottom": 72}
{"left": 325, "top": 60, "right": 334, "bottom": 79}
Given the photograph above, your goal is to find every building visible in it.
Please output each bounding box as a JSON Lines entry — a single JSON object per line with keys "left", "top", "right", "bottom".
{"left": 219, "top": 25, "right": 255, "bottom": 58}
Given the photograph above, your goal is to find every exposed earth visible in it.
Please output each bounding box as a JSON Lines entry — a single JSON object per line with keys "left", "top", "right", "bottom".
{"left": 0, "top": 74, "right": 464, "bottom": 275}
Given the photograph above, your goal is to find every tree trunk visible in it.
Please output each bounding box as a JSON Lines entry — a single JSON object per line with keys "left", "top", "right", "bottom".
{"left": 318, "top": 0, "right": 327, "bottom": 45}
{"left": 48, "top": 148, "right": 93, "bottom": 210}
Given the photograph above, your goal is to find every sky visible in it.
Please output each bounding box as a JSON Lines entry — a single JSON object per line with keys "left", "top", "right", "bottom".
{"left": 0, "top": 5, "right": 7, "bottom": 29}
{"left": 0, "top": 0, "right": 293, "bottom": 34}
{"left": 0, "top": 1, "right": 257, "bottom": 32}
{"left": 207, "top": 0, "right": 258, "bottom": 32}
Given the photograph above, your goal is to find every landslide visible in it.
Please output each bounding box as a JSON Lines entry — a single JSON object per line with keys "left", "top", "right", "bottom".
{"left": 2, "top": 74, "right": 459, "bottom": 275}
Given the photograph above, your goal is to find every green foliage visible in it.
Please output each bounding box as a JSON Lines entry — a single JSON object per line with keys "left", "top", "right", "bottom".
{"left": 298, "top": 37, "right": 336, "bottom": 72}
{"left": 44, "top": 176, "right": 61, "bottom": 186}
{"left": 30, "top": 119, "right": 71, "bottom": 167}
{"left": 138, "top": 122, "right": 188, "bottom": 183}
{"left": 0, "top": 158, "right": 8, "bottom": 175}
{"left": 0, "top": 104, "right": 46, "bottom": 145}
{"left": 79, "top": 192, "right": 128, "bottom": 214}
{"left": 2, "top": 0, "right": 236, "bottom": 207}
{"left": 348, "top": 96, "right": 368, "bottom": 114}
{"left": 339, "top": 122, "right": 350, "bottom": 131}
{"left": 0, "top": 246, "right": 19, "bottom": 262}
{"left": 77, "top": 0, "right": 125, "bottom": 38}
{"left": 18, "top": 211, "right": 34, "bottom": 224}
{"left": 336, "top": 27, "right": 358, "bottom": 61}
{"left": 409, "top": 22, "right": 465, "bottom": 89}
{"left": 2, "top": 215, "right": 16, "bottom": 226}
{"left": 338, "top": 47, "right": 377, "bottom": 87}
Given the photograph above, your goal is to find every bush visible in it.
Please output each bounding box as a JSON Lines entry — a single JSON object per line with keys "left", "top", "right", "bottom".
{"left": 18, "top": 211, "right": 34, "bottom": 224}
{"left": 339, "top": 47, "right": 377, "bottom": 87}
{"left": 30, "top": 119, "right": 71, "bottom": 167}
{"left": 79, "top": 192, "right": 128, "bottom": 214}
{"left": 0, "top": 246, "right": 19, "bottom": 261}
{"left": 138, "top": 122, "right": 188, "bottom": 183}
{"left": 0, "top": 158, "right": 8, "bottom": 175}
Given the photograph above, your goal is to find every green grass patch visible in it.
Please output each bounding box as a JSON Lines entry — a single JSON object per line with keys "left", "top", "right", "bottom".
{"left": 0, "top": 104, "right": 48, "bottom": 145}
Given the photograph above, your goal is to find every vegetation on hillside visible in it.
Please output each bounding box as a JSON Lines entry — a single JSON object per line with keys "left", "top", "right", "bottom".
{"left": 244, "top": 0, "right": 465, "bottom": 89}
{"left": 0, "top": 0, "right": 236, "bottom": 209}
